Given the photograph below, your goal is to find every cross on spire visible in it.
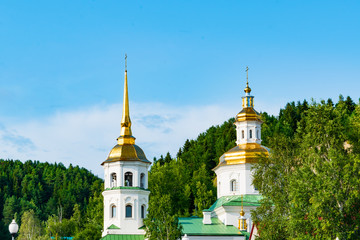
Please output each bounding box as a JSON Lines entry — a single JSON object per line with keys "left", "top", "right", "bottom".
{"left": 246, "top": 66, "right": 249, "bottom": 87}
{"left": 125, "top": 54, "right": 127, "bottom": 71}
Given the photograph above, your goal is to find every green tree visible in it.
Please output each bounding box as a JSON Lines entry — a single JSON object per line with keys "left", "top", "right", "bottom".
{"left": 2, "top": 196, "right": 19, "bottom": 227}
{"left": 74, "top": 191, "right": 103, "bottom": 240}
{"left": 17, "top": 209, "right": 42, "bottom": 240}
{"left": 45, "top": 214, "right": 75, "bottom": 239}
{"left": 144, "top": 194, "right": 182, "bottom": 240}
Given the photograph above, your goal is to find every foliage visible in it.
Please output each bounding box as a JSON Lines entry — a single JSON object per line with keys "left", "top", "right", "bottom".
{"left": 0, "top": 160, "right": 103, "bottom": 240}
{"left": 144, "top": 194, "right": 182, "bottom": 240}
{"left": 17, "top": 209, "right": 43, "bottom": 240}
{"left": 252, "top": 97, "right": 360, "bottom": 239}
{"left": 151, "top": 118, "right": 236, "bottom": 217}
{"left": 73, "top": 192, "right": 103, "bottom": 240}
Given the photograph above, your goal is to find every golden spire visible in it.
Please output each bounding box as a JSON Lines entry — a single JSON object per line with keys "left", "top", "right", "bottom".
{"left": 238, "top": 195, "right": 247, "bottom": 231}
{"left": 118, "top": 54, "right": 135, "bottom": 145}
{"left": 240, "top": 195, "right": 245, "bottom": 216}
{"left": 244, "top": 66, "right": 251, "bottom": 94}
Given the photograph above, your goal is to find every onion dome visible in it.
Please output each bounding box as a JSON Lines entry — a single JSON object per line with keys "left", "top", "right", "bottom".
{"left": 102, "top": 67, "right": 150, "bottom": 165}
{"left": 219, "top": 143, "right": 269, "bottom": 165}
{"left": 214, "top": 67, "right": 268, "bottom": 169}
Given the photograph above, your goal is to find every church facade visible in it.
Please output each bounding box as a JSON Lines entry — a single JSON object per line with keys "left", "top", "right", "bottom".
{"left": 100, "top": 66, "right": 268, "bottom": 240}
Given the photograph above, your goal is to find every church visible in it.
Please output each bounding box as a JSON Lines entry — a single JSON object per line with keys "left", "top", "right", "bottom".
{"left": 100, "top": 65, "right": 269, "bottom": 240}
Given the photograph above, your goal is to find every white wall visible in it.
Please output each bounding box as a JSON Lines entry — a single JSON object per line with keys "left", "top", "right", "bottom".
{"left": 235, "top": 120, "right": 262, "bottom": 145}
{"left": 102, "top": 160, "right": 150, "bottom": 237}
{"left": 215, "top": 164, "right": 258, "bottom": 198}
{"left": 103, "top": 161, "right": 149, "bottom": 189}
{"left": 213, "top": 205, "right": 258, "bottom": 232}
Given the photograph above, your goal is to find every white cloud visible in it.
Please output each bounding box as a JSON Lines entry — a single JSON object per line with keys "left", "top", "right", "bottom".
{"left": 0, "top": 102, "right": 240, "bottom": 178}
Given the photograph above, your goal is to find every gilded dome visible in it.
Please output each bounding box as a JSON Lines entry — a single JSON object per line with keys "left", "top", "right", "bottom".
{"left": 236, "top": 107, "right": 262, "bottom": 122}
{"left": 102, "top": 143, "right": 150, "bottom": 164}
{"left": 215, "top": 143, "right": 269, "bottom": 167}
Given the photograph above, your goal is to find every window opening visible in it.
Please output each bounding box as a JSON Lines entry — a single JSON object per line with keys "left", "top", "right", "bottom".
{"left": 249, "top": 130, "right": 253, "bottom": 139}
{"left": 125, "top": 172, "right": 133, "bottom": 186}
{"left": 141, "top": 205, "right": 145, "bottom": 219}
{"left": 111, "top": 173, "right": 117, "bottom": 187}
{"left": 126, "top": 205, "right": 132, "bottom": 218}
{"left": 230, "top": 180, "right": 237, "bottom": 191}
{"left": 111, "top": 205, "right": 116, "bottom": 218}
{"left": 140, "top": 173, "right": 145, "bottom": 188}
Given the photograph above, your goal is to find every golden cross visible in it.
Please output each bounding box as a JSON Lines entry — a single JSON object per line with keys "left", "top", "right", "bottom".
{"left": 125, "top": 54, "right": 127, "bottom": 71}
{"left": 246, "top": 66, "right": 249, "bottom": 86}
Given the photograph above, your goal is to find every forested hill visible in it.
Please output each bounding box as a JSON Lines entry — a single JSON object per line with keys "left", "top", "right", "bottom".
{"left": 149, "top": 96, "right": 357, "bottom": 218}
{"left": 0, "top": 160, "right": 103, "bottom": 240}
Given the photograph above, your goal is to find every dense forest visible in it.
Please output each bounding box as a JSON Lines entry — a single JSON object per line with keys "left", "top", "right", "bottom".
{"left": 1, "top": 96, "right": 359, "bottom": 239}
{"left": 0, "top": 160, "right": 103, "bottom": 239}
{"left": 252, "top": 96, "right": 360, "bottom": 239}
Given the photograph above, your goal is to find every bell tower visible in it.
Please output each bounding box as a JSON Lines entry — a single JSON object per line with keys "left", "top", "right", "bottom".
{"left": 212, "top": 67, "right": 269, "bottom": 231}
{"left": 101, "top": 58, "right": 151, "bottom": 237}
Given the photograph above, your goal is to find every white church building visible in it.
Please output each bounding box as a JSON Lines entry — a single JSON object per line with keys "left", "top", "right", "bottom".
{"left": 100, "top": 66, "right": 268, "bottom": 240}
{"left": 101, "top": 67, "right": 151, "bottom": 239}
{"left": 179, "top": 70, "right": 269, "bottom": 240}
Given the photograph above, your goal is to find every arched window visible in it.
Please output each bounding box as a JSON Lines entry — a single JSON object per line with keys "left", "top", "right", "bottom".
{"left": 141, "top": 205, "right": 146, "bottom": 219}
{"left": 242, "top": 130, "right": 244, "bottom": 139}
{"left": 111, "top": 173, "right": 117, "bottom": 187}
{"left": 111, "top": 205, "right": 116, "bottom": 218}
{"left": 140, "top": 173, "right": 145, "bottom": 188}
{"left": 249, "top": 130, "right": 253, "bottom": 139}
{"left": 125, "top": 172, "right": 133, "bottom": 187}
{"left": 126, "top": 204, "right": 132, "bottom": 218}
{"left": 230, "top": 179, "right": 237, "bottom": 191}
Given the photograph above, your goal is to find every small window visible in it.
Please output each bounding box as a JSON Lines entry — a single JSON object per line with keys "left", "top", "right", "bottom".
{"left": 230, "top": 179, "right": 237, "bottom": 191}
{"left": 256, "top": 130, "right": 259, "bottom": 139}
{"left": 141, "top": 205, "right": 145, "bottom": 219}
{"left": 111, "top": 205, "right": 116, "bottom": 218}
{"left": 249, "top": 130, "right": 253, "bottom": 139}
{"left": 126, "top": 205, "right": 132, "bottom": 218}
{"left": 140, "top": 173, "right": 145, "bottom": 188}
{"left": 111, "top": 173, "right": 117, "bottom": 187}
{"left": 125, "top": 172, "right": 133, "bottom": 187}
{"left": 242, "top": 130, "right": 244, "bottom": 139}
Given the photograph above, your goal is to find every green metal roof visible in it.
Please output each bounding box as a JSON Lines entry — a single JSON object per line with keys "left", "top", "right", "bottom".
{"left": 108, "top": 224, "right": 120, "bottom": 229}
{"left": 206, "top": 194, "right": 262, "bottom": 212}
{"left": 178, "top": 217, "right": 243, "bottom": 236}
{"left": 100, "top": 235, "right": 145, "bottom": 240}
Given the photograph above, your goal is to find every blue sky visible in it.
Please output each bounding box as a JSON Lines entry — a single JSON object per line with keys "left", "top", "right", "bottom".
{"left": 0, "top": 1, "right": 359, "bottom": 176}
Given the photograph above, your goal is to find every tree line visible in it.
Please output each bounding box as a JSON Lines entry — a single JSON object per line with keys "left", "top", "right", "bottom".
{"left": 0, "top": 160, "right": 103, "bottom": 240}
